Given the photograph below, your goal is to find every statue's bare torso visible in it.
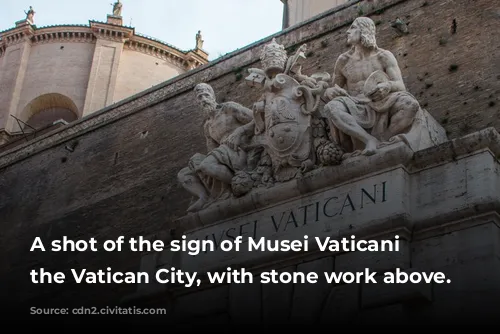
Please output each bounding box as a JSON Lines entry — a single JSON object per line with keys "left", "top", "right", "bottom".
{"left": 205, "top": 105, "right": 249, "bottom": 145}
{"left": 336, "top": 49, "right": 395, "bottom": 98}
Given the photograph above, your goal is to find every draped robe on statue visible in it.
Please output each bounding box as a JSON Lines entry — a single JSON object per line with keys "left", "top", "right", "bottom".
{"left": 325, "top": 88, "right": 421, "bottom": 153}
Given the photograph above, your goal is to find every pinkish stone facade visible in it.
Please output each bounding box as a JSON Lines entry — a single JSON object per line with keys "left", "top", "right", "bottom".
{"left": 0, "top": 10, "right": 208, "bottom": 147}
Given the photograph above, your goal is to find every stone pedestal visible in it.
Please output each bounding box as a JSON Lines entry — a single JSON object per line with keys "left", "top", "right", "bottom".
{"left": 15, "top": 19, "right": 33, "bottom": 28}
{"left": 106, "top": 14, "right": 123, "bottom": 26}
{"left": 124, "top": 128, "right": 500, "bottom": 325}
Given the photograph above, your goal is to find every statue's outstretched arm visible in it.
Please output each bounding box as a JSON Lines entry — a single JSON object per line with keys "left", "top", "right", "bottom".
{"left": 223, "top": 102, "right": 254, "bottom": 125}
{"left": 237, "top": 120, "right": 256, "bottom": 138}
{"left": 230, "top": 104, "right": 256, "bottom": 141}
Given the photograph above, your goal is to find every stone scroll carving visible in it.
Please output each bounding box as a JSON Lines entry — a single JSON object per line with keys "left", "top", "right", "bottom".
{"left": 177, "top": 17, "right": 448, "bottom": 213}
{"left": 244, "top": 39, "right": 344, "bottom": 183}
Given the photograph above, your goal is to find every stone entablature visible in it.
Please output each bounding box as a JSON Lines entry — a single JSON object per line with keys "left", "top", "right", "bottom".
{"left": 125, "top": 34, "right": 205, "bottom": 70}
{"left": 0, "top": 22, "right": 34, "bottom": 47}
{"left": 0, "top": 22, "right": 205, "bottom": 71}
{"left": 30, "top": 26, "right": 96, "bottom": 44}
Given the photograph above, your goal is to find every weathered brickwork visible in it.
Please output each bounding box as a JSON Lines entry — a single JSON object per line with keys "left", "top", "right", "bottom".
{"left": 0, "top": 0, "right": 499, "bottom": 315}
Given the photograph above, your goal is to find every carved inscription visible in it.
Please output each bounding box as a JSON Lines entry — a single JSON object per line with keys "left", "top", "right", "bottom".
{"left": 192, "top": 181, "right": 387, "bottom": 253}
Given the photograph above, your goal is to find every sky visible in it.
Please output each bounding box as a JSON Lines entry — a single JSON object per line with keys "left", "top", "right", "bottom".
{"left": 0, "top": 0, "right": 284, "bottom": 60}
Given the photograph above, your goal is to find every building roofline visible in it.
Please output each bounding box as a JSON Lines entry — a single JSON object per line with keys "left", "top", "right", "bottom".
{"left": 0, "top": 19, "right": 206, "bottom": 60}
{"left": 132, "top": 32, "right": 186, "bottom": 55}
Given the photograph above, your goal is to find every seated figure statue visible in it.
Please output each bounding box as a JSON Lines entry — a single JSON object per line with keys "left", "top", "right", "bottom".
{"left": 322, "top": 17, "right": 446, "bottom": 157}
{"left": 177, "top": 83, "right": 257, "bottom": 212}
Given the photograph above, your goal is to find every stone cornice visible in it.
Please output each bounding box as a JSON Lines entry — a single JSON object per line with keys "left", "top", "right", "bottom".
{"left": 123, "top": 39, "right": 185, "bottom": 70}
{"left": 124, "top": 34, "right": 205, "bottom": 70}
{"left": 186, "top": 50, "right": 209, "bottom": 68}
{"left": 87, "top": 21, "right": 208, "bottom": 67}
{"left": 0, "top": 21, "right": 208, "bottom": 70}
{"left": 0, "top": 20, "right": 208, "bottom": 68}
{"left": 0, "top": 22, "right": 35, "bottom": 47}
{"left": 31, "top": 26, "right": 97, "bottom": 45}
{"left": 89, "top": 21, "right": 134, "bottom": 43}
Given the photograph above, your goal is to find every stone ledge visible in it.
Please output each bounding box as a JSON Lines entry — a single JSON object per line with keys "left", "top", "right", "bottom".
{"left": 409, "top": 127, "right": 500, "bottom": 170}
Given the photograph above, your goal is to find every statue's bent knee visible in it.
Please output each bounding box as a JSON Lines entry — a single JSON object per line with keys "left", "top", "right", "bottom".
{"left": 324, "top": 100, "right": 347, "bottom": 122}
{"left": 177, "top": 167, "right": 193, "bottom": 185}
{"left": 198, "top": 158, "right": 212, "bottom": 174}
{"left": 396, "top": 96, "right": 419, "bottom": 113}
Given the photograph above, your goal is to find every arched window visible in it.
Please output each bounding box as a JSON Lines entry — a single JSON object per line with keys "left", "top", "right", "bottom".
{"left": 20, "top": 93, "right": 78, "bottom": 130}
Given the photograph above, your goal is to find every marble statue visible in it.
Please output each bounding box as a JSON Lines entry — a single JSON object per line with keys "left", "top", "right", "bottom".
{"left": 177, "top": 83, "right": 259, "bottom": 212}
{"left": 322, "top": 17, "right": 446, "bottom": 157}
{"left": 112, "top": 1, "right": 122, "bottom": 17}
{"left": 24, "top": 6, "right": 35, "bottom": 24}
{"left": 244, "top": 38, "right": 343, "bottom": 183}
{"left": 196, "top": 31, "right": 204, "bottom": 49}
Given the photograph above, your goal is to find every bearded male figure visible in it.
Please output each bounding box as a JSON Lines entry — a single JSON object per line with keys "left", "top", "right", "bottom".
{"left": 322, "top": 17, "right": 421, "bottom": 156}
{"left": 177, "top": 83, "right": 256, "bottom": 212}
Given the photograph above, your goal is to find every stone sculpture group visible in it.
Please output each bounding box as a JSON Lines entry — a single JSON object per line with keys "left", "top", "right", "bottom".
{"left": 178, "top": 17, "right": 447, "bottom": 213}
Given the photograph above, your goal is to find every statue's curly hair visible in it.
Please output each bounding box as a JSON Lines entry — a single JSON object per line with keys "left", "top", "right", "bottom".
{"left": 354, "top": 17, "right": 378, "bottom": 49}
{"left": 194, "top": 83, "right": 215, "bottom": 98}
